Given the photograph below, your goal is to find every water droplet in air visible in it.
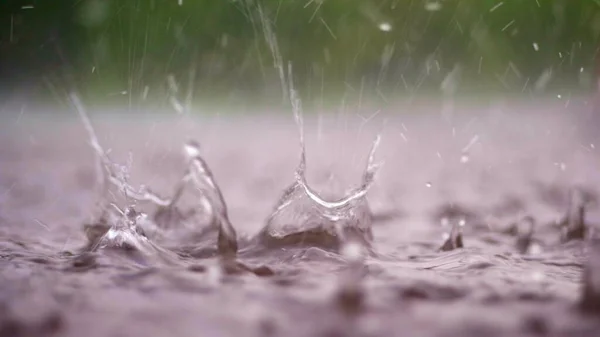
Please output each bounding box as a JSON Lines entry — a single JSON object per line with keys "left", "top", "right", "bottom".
{"left": 426, "top": 182, "right": 432, "bottom": 188}
{"left": 460, "top": 154, "right": 470, "bottom": 163}
{"left": 184, "top": 140, "right": 201, "bottom": 158}
{"left": 425, "top": 1, "right": 442, "bottom": 11}
{"left": 378, "top": 22, "right": 392, "bottom": 32}
{"left": 557, "top": 94, "right": 562, "bottom": 99}
{"left": 532, "top": 43, "right": 539, "bottom": 51}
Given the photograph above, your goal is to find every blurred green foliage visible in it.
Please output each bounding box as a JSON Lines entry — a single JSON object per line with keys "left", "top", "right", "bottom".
{"left": 5, "top": 0, "right": 600, "bottom": 105}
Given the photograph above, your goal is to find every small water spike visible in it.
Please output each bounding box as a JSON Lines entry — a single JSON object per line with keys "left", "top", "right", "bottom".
{"left": 515, "top": 216, "right": 535, "bottom": 254}
{"left": 84, "top": 203, "right": 179, "bottom": 266}
{"left": 183, "top": 140, "right": 238, "bottom": 259}
{"left": 560, "top": 188, "right": 588, "bottom": 242}
{"left": 335, "top": 235, "right": 368, "bottom": 315}
{"left": 90, "top": 205, "right": 148, "bottom": 251}
{"left": 580, "top": 239, "right": 600, "bottom": 314}
{"left": 439, "top": 219, "right": 464, "bottom": 252}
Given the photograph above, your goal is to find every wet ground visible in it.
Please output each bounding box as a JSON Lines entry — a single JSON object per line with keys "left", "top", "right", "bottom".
{"left": 1, "top": 97, "right": 600, "bottom": 337}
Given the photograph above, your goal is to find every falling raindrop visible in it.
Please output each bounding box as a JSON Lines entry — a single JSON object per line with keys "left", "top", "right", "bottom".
{"left": 533, "top": 43, "right": 539, "bottom": 51}
{"left": 534, "top": 68, "right": 552, "bottom": 92}
{"left": 460, "top": 153, "right": 470, "bottom": 163}
{"left": 425, "top": 1, "right": 442, "bottom": 11}
{"left": 378, "top": 22, "right": 392, "bottom": 32}
{"left": 426, "top": 182, "right": 432, "bottom": 188}
{"left": 490, "top": 2, "right": 504, "bottom": 12}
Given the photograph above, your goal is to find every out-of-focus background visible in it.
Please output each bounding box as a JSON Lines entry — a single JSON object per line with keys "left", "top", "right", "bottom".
{"left": 0, "top": 0, "right": 598, "bottom": 111}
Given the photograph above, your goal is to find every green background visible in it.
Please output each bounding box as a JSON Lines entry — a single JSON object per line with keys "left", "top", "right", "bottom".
{"left": 3, "top": 0, "right": 599, "bottom": 109}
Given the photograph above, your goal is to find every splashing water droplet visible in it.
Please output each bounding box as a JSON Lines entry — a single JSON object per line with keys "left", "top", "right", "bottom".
{"left": 378, "top": 22, "right": 392, "bottom": 32}
{"left": 184, "top": 140, "right": 201, "bottom": 158}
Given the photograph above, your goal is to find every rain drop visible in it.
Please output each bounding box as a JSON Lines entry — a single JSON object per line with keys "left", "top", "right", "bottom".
{"left": 426, "top": 182, "right": 432, "bottom": 188}
{"left": 425, "top": 1, "right": 442, "bottom": 11}
{"left": 460, "top": 154, "right": 470, "bottom": 163}
{"left": 532, "top": 43, "right": 539, "bottom": 51}
{"left": 378, "top": 22, "right": 392, "bottom": 32}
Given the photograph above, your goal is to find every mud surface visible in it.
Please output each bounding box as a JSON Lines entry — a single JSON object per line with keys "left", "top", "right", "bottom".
{"left": 1, "top": 98, "right": 600, "bottom": 337}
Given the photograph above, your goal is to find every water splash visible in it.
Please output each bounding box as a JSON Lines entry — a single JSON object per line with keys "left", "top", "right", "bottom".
{"left": 72, "top": 92, "right": 237, "bottom": 262}
{"left": 183, "top": 140, "right": 238, "bottom": 259}
{"left": 258, "top": 66, "right": 382, "bottom": 253}
{"left": 560, "top": 188, "right": 588, "bottom": 242}
{"left": 439, "top": 219, "right": 464, "bottom": 252}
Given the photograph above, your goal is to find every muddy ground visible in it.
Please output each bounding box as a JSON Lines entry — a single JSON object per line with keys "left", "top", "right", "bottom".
{"left": 1, "top": 97, "right": 600, "bottom": 337}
